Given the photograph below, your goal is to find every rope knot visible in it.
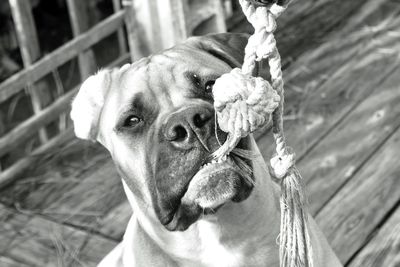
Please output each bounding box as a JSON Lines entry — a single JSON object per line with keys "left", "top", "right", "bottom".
{"left": 212, "top": 68, "right": 280, "bottom": 159}
{"left": 270, "top": 147, "right": 296, "bottom": 179}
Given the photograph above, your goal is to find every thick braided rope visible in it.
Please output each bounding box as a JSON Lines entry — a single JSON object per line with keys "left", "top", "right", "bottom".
{"left": 212, "top": 1, "right": 314, "bottom": 266}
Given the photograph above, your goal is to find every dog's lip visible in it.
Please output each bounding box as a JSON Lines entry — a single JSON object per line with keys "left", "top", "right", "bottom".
{"left": 162, "top": 137, "right": 254, "bottom": 230}
{"left": 161, "top": 157, "right": 239, "bottom": 229}
{"left": 181, "top": 157, "right": 243, "bottom": 209}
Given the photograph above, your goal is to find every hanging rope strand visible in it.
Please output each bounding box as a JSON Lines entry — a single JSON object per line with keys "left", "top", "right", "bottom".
{"left": 211, "top": 0, "right": 314, "bottom": 266}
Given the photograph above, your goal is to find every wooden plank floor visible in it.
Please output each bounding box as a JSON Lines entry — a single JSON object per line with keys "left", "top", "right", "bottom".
{"left": 1, "top": 0, "right": 400, "bottom": 266}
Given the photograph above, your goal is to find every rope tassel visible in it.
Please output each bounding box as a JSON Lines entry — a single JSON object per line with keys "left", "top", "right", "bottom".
{"left": 212, "top": 0, "right": 314, "bottom": 266}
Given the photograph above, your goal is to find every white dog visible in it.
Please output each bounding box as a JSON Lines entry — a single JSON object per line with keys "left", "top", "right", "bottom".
{"left": 71, "top": 33, "right": 342, "bottom": 267}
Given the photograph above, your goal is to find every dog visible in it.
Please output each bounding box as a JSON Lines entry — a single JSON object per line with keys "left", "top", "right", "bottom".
{"left": 71, "top": 33, "right": 342, "bottom": 267}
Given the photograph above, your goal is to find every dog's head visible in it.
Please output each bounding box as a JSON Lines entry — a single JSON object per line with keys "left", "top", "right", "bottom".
{"left": 71, "top": 33, "right": 256, "bottom": 231}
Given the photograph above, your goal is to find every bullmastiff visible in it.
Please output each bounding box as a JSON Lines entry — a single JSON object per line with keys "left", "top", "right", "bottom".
{"left": 71, "top": 33, "right": 342, "bottom": 267}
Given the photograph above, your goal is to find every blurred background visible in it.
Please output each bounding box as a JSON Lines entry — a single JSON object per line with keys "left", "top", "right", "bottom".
{"left": 0, "top": 0, "right": 399, "bottom": 266}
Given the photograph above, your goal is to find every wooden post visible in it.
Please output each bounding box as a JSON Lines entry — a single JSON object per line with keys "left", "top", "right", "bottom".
{"left": 112, "top": 0, "right": 128, "bottom": 55}
{"left": 222, "top": 0, "right": 234, "bottom": 18}
{"left": 163, "top": 0, "right": 227, "bottom": 42}
{"left": 123, "top": 0, "right": 149, "bottom": 61}
{"left": 157, "top": 0, "right": 189, "bottom": 49}
{"left": 9, "top": 0, "right": 48, "bottom": 143}
{"left": 66, "top": 0, "right": 97, "bottom": 80}
{"left": 125, "top": 0, "right": 227, "bottom": 53}
{"left": 131, "top": 0, "right": 163, "bottom": 53}
{"left": 212, "top": 1, "right": 228, "bottom": 33}
{"left": 155, "top": 0, "right": 227, "bottom": 49}
{"left": 190, "top": 0, "right": 227, "bottom": 35}
{"left": 211, "top": 0, "right": 228, "bottom": 33}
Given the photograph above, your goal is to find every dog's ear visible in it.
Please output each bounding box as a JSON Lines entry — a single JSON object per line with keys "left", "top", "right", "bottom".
{"left": 186, "top": 33, "right": 249, "bottom": 68}
{"left": 70, "top": 69, "right": 115, "bottom": 141}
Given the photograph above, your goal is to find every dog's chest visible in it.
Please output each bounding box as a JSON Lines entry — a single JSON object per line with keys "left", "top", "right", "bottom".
{"left": 180, "top": 219, "right": 271, "bottom": 267}
{"left": 193, "top": 220, "right": 243, "bottom": 267}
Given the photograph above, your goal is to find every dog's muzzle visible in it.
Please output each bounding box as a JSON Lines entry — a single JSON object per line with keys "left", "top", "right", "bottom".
{"left": 152, "top": 105, "right": 254, "bottom": 231}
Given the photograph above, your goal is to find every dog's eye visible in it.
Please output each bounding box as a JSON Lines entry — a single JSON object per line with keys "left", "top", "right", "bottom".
{"left": 192, "top": 74, "right": 201, "bottom": 86}
{"left": 123, "top": 115, "right": 142, "bottom": 127}
{"left": 205, "top": 80, "right": 215, "bottom": 94}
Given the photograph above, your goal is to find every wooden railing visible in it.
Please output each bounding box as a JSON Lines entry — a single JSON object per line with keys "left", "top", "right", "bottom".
{"left": 0, "top": 0, "right": 238, "bottom": 187}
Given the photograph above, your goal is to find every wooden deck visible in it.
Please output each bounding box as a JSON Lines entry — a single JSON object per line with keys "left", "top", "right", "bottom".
{"left": 1, "top": 0, "right": 400, "bottom": 266}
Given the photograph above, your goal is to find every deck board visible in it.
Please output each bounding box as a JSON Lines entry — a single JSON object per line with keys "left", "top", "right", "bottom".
{"left": 232, "top": 0, "right": 389, "bottom": 68}
{"left": 0, "top": 203, "right": 117, "bottom": 266}
{"left": 0, "top": 139, "right": 127, "bottom": 240}
{"left": 347, "top": 206, "right": 400, "bottom": 267}
{"left": 304, "top": 64, "right": 400, "bottom": 215}
{"left": 0, "top": 256, "right": 31, "bottom": 267}
{"left": 256, "top": 15, "right": 400, "bottom": 162}
{"left": 316, "top": 128, "right": 400, "bottom": 264}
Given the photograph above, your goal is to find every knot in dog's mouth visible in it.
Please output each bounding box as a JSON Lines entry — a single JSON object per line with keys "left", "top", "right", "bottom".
{"left": 164, "top": 140, "right": 255, "bottom": 231}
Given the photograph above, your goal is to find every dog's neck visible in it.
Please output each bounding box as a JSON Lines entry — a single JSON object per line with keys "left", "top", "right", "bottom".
{"left": 123, "top": 142, "right": 282, "bottom": 266}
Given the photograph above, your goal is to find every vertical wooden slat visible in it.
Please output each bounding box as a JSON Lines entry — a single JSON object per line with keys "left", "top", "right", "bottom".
{"left": 126, "top": 0, "right": 227, "bottom": 53}
{"left": 207, "top": 0, "right": 227, "bottom": 33}
{"left": 66, "top": 0, "right": 97, "bottom": 80}
{"left": 222, "top": 0, "right": 234, "bottom": 18}
{"left": 124, "top": 1, "right": 148, "bottom": 61}
{"left": 9, "top": 0, "right": 48, "bottom": 143}
{"left": 112, "top": 0, "right": 128, "bottom": 55}
{"left": 126, "top": 0, "right": 162, "bottom": 53}
{"left": 157, "top": 0, "right": 189, "bottom": 49}
{"left": 185, "top": 0, "right": 227, "bottom": 36}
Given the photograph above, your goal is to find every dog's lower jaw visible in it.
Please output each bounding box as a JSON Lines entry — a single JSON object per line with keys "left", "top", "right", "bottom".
{"left": 164, "top": 202, "right": 202, "bottom": 231}
{"left": 120, "top": 141, "right": 283, "bottom": 266}
{"left": 163, "top": 167, "right": 255, "bottom": 231}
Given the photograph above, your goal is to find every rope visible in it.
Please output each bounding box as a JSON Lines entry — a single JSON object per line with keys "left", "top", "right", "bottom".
{"left": 211, "top": 0, "right": 314, "bottom": 266}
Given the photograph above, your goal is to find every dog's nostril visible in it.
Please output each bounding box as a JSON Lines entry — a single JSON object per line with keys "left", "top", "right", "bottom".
{"left": 193, "top": 113, "right": 210, "bottom": 128}
{"left": 172, "top": 125, "right": 188, "bottom": 141}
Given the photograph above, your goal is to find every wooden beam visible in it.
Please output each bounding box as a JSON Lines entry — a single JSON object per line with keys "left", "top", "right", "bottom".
{"left": 189, "top": 0, "right": 226, "bottom": 35}
{"left": 8, "top": 0, "right": 40, "bottom": 66}
{"left": 124, "top": 2, "right": 149, "bottom": 61}
{"left": 66, "top": 0, "right": 97, "bottom": 80}
{"left": 131, "top": 0, "right": 162, "bottom": 52}
{"left": 157, "top": 0, "right": 189, "bottom": 49}
{"left": 0, "top": 89, "right": 77, "bottom": 159}
{"left": 222, "top": 0, "right": 234, "bottom": 18}
{"left": 9, "top": 0, "right": 48, "bottom": 143}
{"left": 112, "top": 0, "right": 128, "bottom": 55}
{"left": 0, "top": 10, "right": 126, "bottom": 103}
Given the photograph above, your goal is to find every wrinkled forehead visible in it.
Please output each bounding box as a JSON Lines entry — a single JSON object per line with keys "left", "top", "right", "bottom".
{"left": 104, "top": 46, "right": 230, "bottom": 118}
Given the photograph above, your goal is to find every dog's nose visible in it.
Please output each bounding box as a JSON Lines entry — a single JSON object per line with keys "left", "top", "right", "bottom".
{"left": 163, "top": 106, "right": 212, "bottom": 150}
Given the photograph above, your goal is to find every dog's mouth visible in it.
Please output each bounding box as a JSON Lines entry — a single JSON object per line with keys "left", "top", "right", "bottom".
{"left": 164, "top": 138, "right": 254, "bottom": 231}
